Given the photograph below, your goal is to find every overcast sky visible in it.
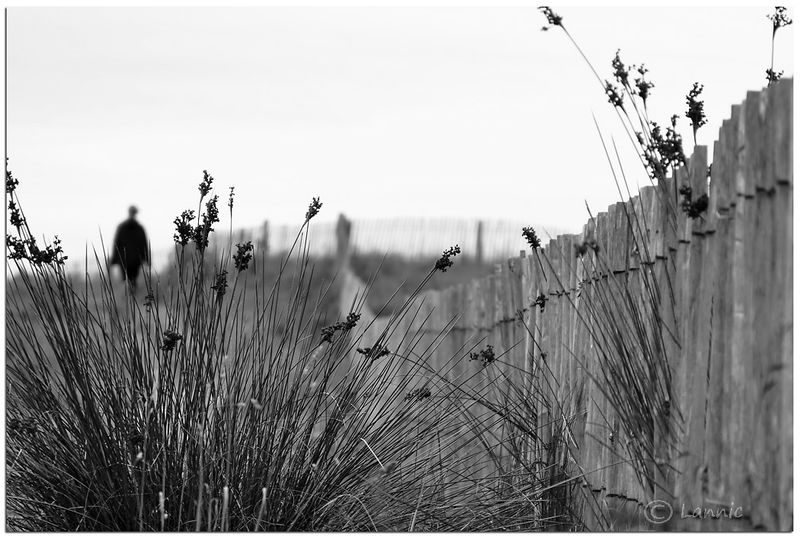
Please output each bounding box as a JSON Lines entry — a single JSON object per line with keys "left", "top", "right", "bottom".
{"left": 6, "top": 4, "right": 794, "bottom": 261}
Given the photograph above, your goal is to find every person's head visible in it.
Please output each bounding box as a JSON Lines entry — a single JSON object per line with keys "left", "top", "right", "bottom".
{"left": 128, "top": 205, "right": 138, "bottom": 219}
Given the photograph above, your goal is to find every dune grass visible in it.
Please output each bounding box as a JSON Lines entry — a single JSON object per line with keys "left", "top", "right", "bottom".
{"left": 5, "top": 167, "right": 589, "bottom": 532}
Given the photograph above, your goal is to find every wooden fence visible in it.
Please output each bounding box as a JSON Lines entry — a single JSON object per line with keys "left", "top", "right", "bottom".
{"left": 337, "top": 80, "right": 793, "bottom": 531}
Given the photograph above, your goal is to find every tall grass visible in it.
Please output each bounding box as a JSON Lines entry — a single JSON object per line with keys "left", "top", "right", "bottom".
{"left": 531, "top": 5, "right": 708, "bottom": 502}
{"left": 6, "top": 168, "right": 584, "bottom": 531}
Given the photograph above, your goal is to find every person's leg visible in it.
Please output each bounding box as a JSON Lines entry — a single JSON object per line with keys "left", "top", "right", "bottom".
{"left": 127, "top": 263, "right": 141, "bottom": 291}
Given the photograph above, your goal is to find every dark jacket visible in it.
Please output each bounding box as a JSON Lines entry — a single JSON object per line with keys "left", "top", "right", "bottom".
{"left": 111, "top": 218, "right": 149, "bottom": 268}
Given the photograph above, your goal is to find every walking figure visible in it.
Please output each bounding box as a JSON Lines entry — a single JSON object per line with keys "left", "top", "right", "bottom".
{"left": 111, "top": 205, "right": 149, "bottom": 290}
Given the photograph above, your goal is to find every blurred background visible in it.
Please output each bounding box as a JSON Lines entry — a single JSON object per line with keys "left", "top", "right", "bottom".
{"left": 6, "top": 4, "right": 794, "bottom": 276}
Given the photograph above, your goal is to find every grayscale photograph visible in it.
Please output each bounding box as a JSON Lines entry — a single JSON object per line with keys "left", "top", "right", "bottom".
{"left": 4, "top": 3, "right": 793, "bottom": 532}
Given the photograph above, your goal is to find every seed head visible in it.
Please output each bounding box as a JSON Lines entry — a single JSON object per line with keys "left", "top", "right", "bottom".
{"left": 8, "top": 200, "right": 24, "bottom": 229}
{"left": 356, "top": 345, "right": 391, "bottom": 361}
{"left": 533, "top": 293, "right": 548, "bottom": 313}
{"left": 173, "top": 210, "right": 195, "bottom": 246}
{"left": 634, "top": 64, "right": 654, "bottom": 104}
{"left": 306, "top": 197, "right": 322, "bottom": 221}
{"left": 211, "top": 270, "right": 228, "bottom": 298}
{"left": 199, "top": 170, "right": 214, "bottom": 199}
{"left": 611, "top": 49, "right": 630, "bottom": 88}
{"left": 6, "top": 235, "right": 26, "bottom": 260}
{"left": 404, "top": 387, "right": 432, "bottom": 402}
{"left": 320, "top": 325, "right": 336, "bottom": 344}
{"left": 604, "top": 80, "right": 624, "bottom": 109}
{"left": 434, "top": 245, "right": 461, "bottom": 272}
{"left": 233, "top": 241, "right": 254, "bottom": 271}
{"left": 768, "top": 6, "right": 792, "bottom": 33}
{"left": 685, "top": 82, "right": 707, "bottom": 141}
{"left": 641, "top": 117, "right": 686, "bottom": 181}
{"left": 193, "top": 195, "right": 220, "bottom": 251}
{"left": 6, "top": 167, "right": 19, "bottom": 194}
{"left": 161, "top": 330, "right": 183, "bottom": 352}
{"left": 679, "top": 183, "right": 709, "bottom": 219}
{"left": 6, "top": 235, "right": 67, "bottom": 266}
{"left": 343, "top": 312, "right": 360, "bottom": 330}
{"left": 538, "top": 6, "right": 563, "bottom": 29}
{"left": 469, "top": 345, "right": 496, "bottom": 367}
{"left": 320, "top": 312, "right": 361, "bottom": 344}
{"left": 766, "top": 68, "right": 784, "bottom": 84}
{"left": 522, "top": 227, "right": 541, "bottom": 250}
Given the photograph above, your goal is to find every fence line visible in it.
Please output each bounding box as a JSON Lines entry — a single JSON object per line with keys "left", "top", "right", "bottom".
{"left": 142, "top": 219, "right": 563, "bottom": 274}
{"left": 147, "top": 217, "right": 567, "bottom": 273}
{"left": 219, "top": 217, "right": 565, "bottom": 261}
{"left": 337, "top": 80, "right": 792, "bottom": 531}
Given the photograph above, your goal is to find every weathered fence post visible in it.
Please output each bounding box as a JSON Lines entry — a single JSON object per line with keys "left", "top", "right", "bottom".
{"left": 258, "top": 220, "right": 269, "bottom": 256}
{"left": 476, "top": 220, "right": 484, "bottom": 264}
{"left": 336, "top": 213, "right": 352, "bottom": 271}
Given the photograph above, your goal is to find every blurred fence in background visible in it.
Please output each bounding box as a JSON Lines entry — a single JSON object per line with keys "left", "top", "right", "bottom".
{"left": 239, "top": 217, "right": 567, "bottom": 261}
{"left": 150, "top": 217, "right": 568, "bottom": 272}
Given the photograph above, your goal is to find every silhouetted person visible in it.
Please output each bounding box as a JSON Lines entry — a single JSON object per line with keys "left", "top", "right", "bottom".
{"left": 111, "top": 206, "right": 149, "bottom": 290}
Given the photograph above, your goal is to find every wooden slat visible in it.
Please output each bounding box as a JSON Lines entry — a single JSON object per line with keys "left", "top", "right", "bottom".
{"left": 580, "top": 212, "right": 604, "bottom": 525}
{"left": 583, "top": 211, "right": 605, "bottom": 497}
{"left": 720, "top": 94, "right": 758, "bottom": 530}
{"left": 771, "top": 79, "right": 792, "bottom": 532}
{"left": 703, "top": 107, "right": 739, "bottom": 530}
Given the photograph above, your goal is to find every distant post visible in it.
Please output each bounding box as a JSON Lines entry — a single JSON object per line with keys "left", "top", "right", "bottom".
{"left": 336, "top": 214, "right": 352, "bottom": 270}
{"left": 476, "top": 220, "right": 484, "bottom": 265}
{"left": 258, "top": 220, "right": 269, "bottom": 256}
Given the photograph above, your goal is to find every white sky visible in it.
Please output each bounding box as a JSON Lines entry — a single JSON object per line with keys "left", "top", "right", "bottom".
{"left": 5, "top": 4, "right": 795, "bottom": 259}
